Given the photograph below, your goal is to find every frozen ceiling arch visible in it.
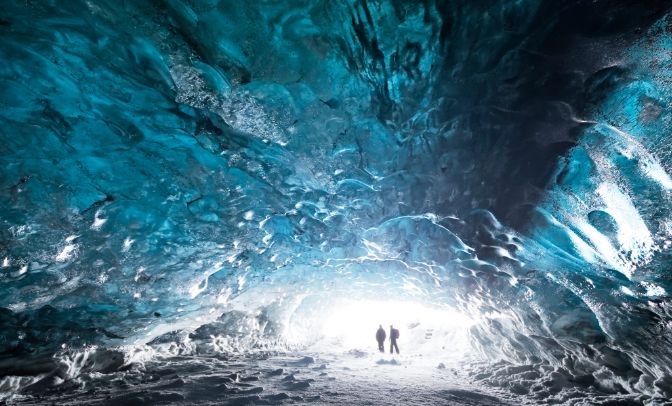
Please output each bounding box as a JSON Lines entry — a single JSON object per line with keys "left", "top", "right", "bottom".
{"left": 1, "top": 0, "right": 672, "bottom": 403}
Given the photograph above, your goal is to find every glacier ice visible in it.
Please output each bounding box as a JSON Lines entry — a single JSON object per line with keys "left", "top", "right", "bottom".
{"left": 1, "top": 0, "right": 672, "bottom": 403}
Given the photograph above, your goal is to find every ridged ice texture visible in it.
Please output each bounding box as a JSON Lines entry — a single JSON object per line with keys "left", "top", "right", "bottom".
{"left": 1, "top": 0, "right": 672, "bottom": 401}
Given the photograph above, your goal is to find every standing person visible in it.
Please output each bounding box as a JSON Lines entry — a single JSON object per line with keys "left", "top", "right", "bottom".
{"left": 376, "top": 325, "right": 386, "bottom": 352}
{"left": 389, "top": 325, "right": 400, "bottom": 354}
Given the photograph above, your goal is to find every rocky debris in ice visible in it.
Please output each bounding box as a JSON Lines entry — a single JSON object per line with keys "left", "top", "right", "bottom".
{"left": 288, "top": 356, "right": 315, "bottom": 366}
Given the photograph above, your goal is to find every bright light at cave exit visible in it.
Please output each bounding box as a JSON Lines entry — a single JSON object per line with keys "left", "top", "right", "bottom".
{"left": 308, "top": 299, "right": 476, "bottom": 356}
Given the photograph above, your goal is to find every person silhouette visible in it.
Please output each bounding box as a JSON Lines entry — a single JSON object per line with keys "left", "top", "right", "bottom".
{"left": 389, "top": 325, "right": 400, "bottom": 354}
{"left": 376, "top": 325, "right": 386, "bottom": 352}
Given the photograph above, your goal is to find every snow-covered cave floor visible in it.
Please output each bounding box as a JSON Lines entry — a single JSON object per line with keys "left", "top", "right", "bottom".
{"left": 6, "top": 347, "right": 671, "bottom": 405}
{"left": 6, "top": 350, "right": 514, "bottom": 406}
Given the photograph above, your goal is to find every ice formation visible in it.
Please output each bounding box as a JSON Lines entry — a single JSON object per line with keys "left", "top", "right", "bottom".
{"left": 1, "top": 0, "right": 672, "bottom": 404}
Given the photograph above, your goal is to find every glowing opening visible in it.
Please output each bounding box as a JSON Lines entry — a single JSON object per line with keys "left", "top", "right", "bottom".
{"left": 293, "top": 298, "right": 476, "bottom": 357}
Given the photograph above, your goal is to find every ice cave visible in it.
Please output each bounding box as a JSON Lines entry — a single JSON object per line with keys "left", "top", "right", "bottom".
{"left": 2, "top": 0, "right": 672, "bottom": 404}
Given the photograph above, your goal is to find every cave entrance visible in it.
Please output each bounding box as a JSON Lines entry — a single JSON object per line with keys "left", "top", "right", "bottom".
{"left": 282, "top": 296, "right": 476, "bottom": 361}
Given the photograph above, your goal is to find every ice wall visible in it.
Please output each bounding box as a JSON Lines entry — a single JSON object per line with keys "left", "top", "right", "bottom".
{"left": 1, "top": 0, "right": 672, "bottom": 401}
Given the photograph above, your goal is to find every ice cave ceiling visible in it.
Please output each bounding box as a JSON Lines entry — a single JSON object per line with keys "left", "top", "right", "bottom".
{"left": 2, "top": 0, "right": 672, "bottom": 399}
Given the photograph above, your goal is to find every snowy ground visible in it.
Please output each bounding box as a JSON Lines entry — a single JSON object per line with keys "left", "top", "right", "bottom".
{"left": 4, "top": 350, "right": 515, "bottom": 405}
{"left": 3, "top": 295, "right": 669, "bottom": 405}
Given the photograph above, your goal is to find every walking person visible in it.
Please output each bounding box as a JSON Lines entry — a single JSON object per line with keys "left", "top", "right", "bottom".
{"left": 389, "top": 325, "right": 400, "bottom": 354}
{"left": 376, "top": 325, "right": 386, "bottom": 353}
